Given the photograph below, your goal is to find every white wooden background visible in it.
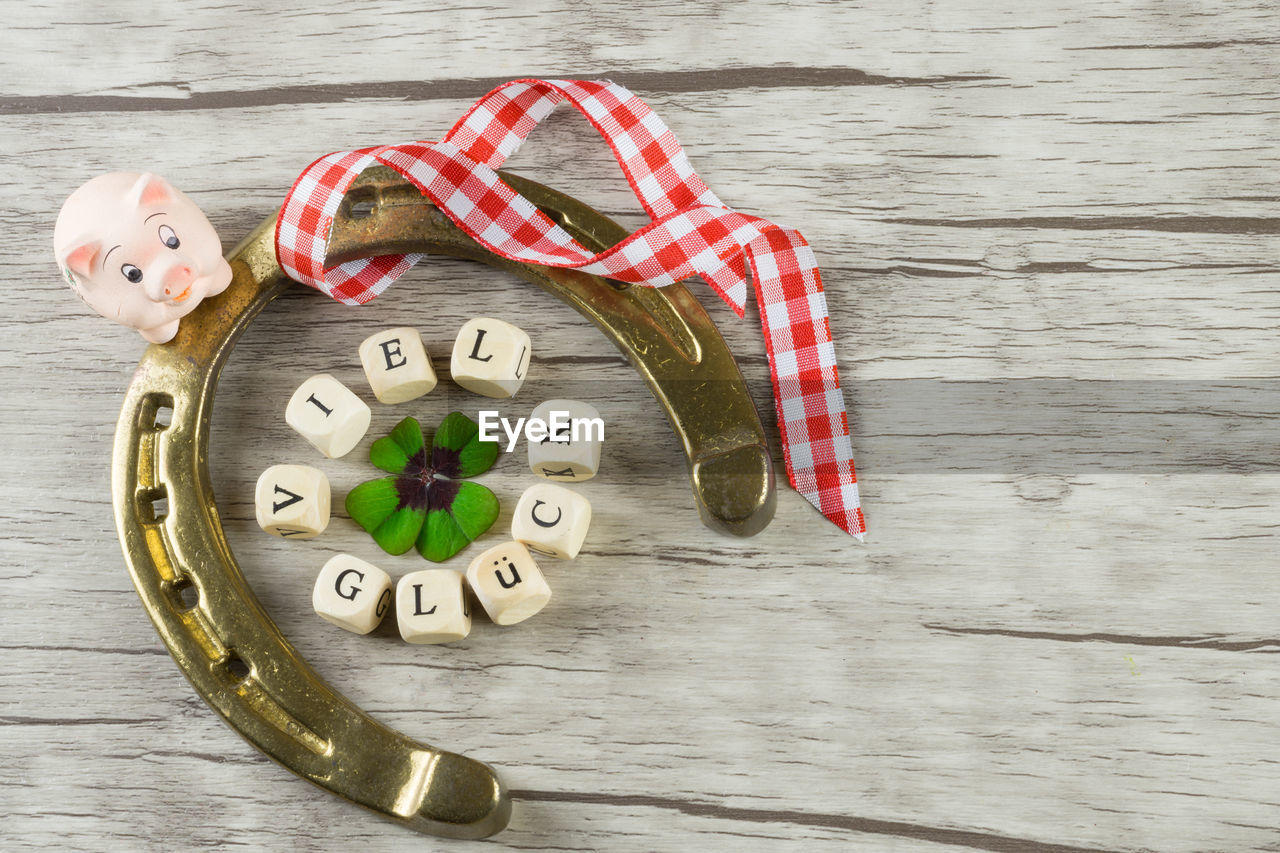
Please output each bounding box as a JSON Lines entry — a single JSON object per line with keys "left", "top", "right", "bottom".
{"left": 3, "top": 2, "right": 1279, "bottom": 851}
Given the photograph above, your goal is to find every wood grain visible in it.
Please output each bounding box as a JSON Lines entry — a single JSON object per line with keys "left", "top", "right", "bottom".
{"left": 3, "top": 1, "right": 1278, "bottom": 851}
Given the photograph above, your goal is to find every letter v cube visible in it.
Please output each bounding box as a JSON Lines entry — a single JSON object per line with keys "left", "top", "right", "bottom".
{"left": 255, "top": 464, "right": 330, "bottom": 539}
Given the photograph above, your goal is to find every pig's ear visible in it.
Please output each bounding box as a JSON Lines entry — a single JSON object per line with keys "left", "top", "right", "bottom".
{"left": 61, "top": 237, "right": 103, "bottom": 280}
{"left": 125, "top": 173, "right": 173, "bottom": 209}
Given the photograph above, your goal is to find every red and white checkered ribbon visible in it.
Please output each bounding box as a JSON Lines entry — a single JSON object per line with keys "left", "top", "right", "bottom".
{"left": 275, "top": 79, "right": 865, "bottom": 538}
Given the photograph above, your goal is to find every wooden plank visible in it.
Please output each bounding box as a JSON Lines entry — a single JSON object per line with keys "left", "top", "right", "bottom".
{"left": 4, "top": 1, "right": 1280, "bottom": 849}
{"left": 3, "top": 0, "right": 1277, "bottom": 99}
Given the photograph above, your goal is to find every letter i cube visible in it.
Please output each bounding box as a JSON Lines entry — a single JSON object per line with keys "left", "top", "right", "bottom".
{"left": 465, "top": 542, "right": 551, "bottom": 626}
{"left": 312, "top": 554, "right": 393, "bottom": 635}
{"left": 286, "top": 373, "right": 371, "bottom": 458}
{"left": 527, "top": 399, "right": 602, "bottom": 481}
{"left": 396, "top": 569, "right": 471, "bottom": 644}
{"left": 359, "top": 327, "right": 438, "bottom": 404}
{"left": 512, "top": 482, "right": 592, "bottom": 559}
{"left": 450, "top": 318, "right": 531, "bottom": 399}
{"left": 255, "top": 464, "right": 330, "bottom": 539}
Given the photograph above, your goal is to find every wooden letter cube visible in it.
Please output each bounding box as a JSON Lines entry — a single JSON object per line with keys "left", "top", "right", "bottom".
{"left": 359, "top": 327, "right": 437, "bottom": 404}
{"left": 285, "top": 373, "right": 371, "bottom": 458}
{"left": 396, "top": 569, "right": 471, "bottom": 644}
{"left": 527, "top": 399, "right": 603, "bottom": 481}
{"left": 312, "top": 554, "right": 393, "bottom": 635}
{"left": 255, "top": 464, "right": 330, "bottom": 539}
{"left": 450, "top": 318, "right": 531, "bottom": 399}
{"left": 465, "top": 541, "right": 551, "bottom": 626}
{"left": 511, "top": 482, "right": 592, "bottom": 559}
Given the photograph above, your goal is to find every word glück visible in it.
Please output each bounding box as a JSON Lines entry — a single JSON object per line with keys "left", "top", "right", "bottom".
{"left": 478, "top": 410, "right": 605, "bottom": 453}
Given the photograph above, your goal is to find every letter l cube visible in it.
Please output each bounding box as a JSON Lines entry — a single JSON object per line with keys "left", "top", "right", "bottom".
{"left": 396, "top": 570, "right": 471, "bottom": 644}
{"left": 450, "top": 318, "right": 531, "bottom": 399}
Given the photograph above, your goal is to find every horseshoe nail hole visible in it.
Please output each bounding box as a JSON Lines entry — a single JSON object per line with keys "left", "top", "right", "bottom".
{"left": 168, "top": 575, "right": 200, "bottom": 611}
{"left": 350, "top": 200, "right": 375, "bottom": 218}
{"left": 138, "top": 392, "right": 175, "bottom": 432}
{"left": 222, "top": 653, "right": 251, "bottom": 685}
{"left": 538, "top": 205, "right": 569, "bottom": 228}
{"left": 137, "top": 486, "right": 169, "bottom": 523}
{"left": 534, "top": 205, "right": 631, "bottom": 290}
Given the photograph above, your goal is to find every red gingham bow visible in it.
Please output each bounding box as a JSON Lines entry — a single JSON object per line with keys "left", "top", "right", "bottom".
{"left": 275, "top": 79, "right": 865, "bottom": 539}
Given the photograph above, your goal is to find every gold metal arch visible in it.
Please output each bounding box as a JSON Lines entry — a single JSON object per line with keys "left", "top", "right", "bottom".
{"left": 112, "top": 167, "right": 774, "bottom": 839}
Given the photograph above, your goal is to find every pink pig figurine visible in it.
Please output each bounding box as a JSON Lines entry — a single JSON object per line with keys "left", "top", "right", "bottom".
{"left": 54, "top": 172, "right": 233, "bottom": 344}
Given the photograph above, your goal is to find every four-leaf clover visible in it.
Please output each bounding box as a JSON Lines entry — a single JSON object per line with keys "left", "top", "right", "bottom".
{"left": 345, "top": 413, "right": 500, "bottom": 562}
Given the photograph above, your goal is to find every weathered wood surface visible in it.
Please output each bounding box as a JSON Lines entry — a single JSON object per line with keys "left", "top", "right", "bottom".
{"left": 2, "top": 2, "right": 1278, "bottom": 851}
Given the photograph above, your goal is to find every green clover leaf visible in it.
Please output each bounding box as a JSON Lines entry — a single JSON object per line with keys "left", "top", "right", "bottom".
{"left": 346, "top": 413, "right": 500, "bottom": 562}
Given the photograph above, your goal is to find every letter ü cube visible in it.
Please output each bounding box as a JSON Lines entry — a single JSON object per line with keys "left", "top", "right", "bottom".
{"left": 512, "top": 482, "right": 592, "bottom": 559}
{"left": 313, "top": 554, "right": 393, "bottom": 635}
{"left": 285, "top": 373, "right": 371, "bottom": 458}
{"left": 527, "top": 399, "right": 602, "bottom": 481}
{"left": 255, "top": 464, "right": 330, "bottom": 539}
{"left": 450, "top": 318, "right": 531, "bottom": 399}
{"left": 359, "top": 327, "right": 437, "bottom": 404}
{"left": 466, "top": 541, "right": 551, "bottom": 626}
{"left": 396, "top": 569, "right": 471, "bottom": 644}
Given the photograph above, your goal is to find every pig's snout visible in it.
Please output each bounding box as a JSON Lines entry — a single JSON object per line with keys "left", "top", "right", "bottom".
{"left": 164, "top": 264, "right": 195, "bottom": 297}
{"left": 145, "top": 260, "right": 196, "bottom": 303}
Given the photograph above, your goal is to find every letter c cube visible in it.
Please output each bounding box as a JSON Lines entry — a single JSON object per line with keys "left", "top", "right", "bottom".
{"left": 511, "top": 482, "right": 592, "bottom": 559}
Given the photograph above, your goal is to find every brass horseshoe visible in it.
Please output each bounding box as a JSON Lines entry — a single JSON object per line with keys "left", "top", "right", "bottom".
{"left": 112, "top": 168, "right": 774, "bottom": 839}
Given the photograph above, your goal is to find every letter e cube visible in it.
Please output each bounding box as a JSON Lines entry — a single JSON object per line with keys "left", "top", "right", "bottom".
{"left": 359, "top": 327, "right": 438, "bottom": 404}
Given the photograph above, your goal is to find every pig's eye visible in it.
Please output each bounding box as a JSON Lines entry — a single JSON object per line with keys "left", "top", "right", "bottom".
{"left": 158, "top": 224, "right": 180, "bottom": 249}
{"left": 121, "top": 263, "right": 143, "bottom": 283}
